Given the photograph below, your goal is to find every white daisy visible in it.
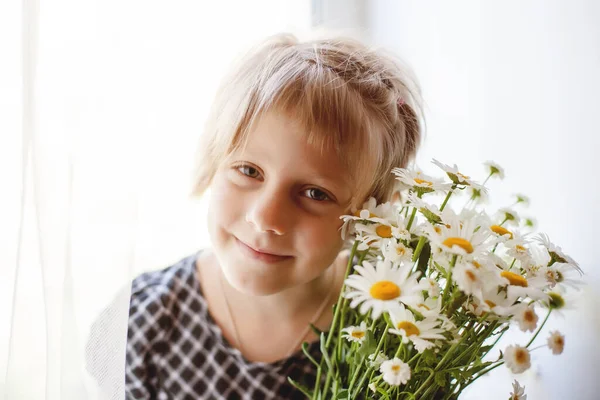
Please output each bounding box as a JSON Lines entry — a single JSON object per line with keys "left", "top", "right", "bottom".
{"left": 381, "top": 239, "right": 414, "bottom": 264}
{"left": 513, "top": 194, "right": 530, "bottom": 207}
{"left": 421, "top": 277, "right": 441, "bottom": 298}
{"left": 388, "top": 305, "right": 446, "bottom": 353}
{"left": 368, "top": 351, "right": 389, "bottom": 369}
{"left": 368, "top": 382, "right": 378, "bottom": 393}
{"left": 497, "top": 208, "right": 521, "bottom": 226}
{"left": 339, "top": 197, "right": 399, "bottom": 240}
{"left": 547, "top": 330, "right": 565, "bottom": 355}
{"left": 344, "top": 259, "right": 423, "bottom": 319}
{"left": 535, "top": 233, "right": 582, "bottom": 275}
{"left": 392, "top": 167, "right": 452, "bottom": 194}
{"left": 546, "top": 262, "right": 584, "bottom": 292}
{"left": 424, "top": 210, "right": 493, "bottom": 258}
{"left": 415, "top": 295, "right": 442, "bottom": 317}
{"left": 504, "top": 345, "right": 531, "bottom": 374}
{"left": 466, "top": 186, "right": 490, "bottom": 205}
{"left": 379, "top": 357, "right": 411, "bottom": 386}
{"left": 432, "top": 159, "right": 485, "bottom": 189}
{"left": 510, "top": 380, "right": 527, "bottom": 400}
{"left": 452, "top": 260, "right": 484, "bottom": 297}
{"left": 513, "top": 304, "right": 538, "bottom": 333}
{"left": 504, "top": 231, "right": 534, "bottom": 263}
{"left": 489, "top": 224, "right": 514, "bottom": 241}
{"left": 468, "top": 286, "right": 514, "bottom": 319}
{"left": 341, "top": 321, "right": 369, "bottom": 343}
{"left": 502, "top": 269, "right": 549, "bottom": 303}
{"left": 522, "top": 216, "right": 537, "bottom": 229}
{"left": 483, "top": 160, "right": 505, "bottom": 180}
{"left": 355, "top": 217, "right": 412, "bottom": 246}
{"left": 406, "top": 192, "right": 443, "bottom": 224}
{"left": 540, "top": 291, "right": 575, "bottom": 318}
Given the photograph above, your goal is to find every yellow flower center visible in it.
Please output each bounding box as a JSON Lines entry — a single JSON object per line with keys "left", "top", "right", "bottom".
{"left": 490, "top": 225, "right": 513, "bottom": 239}
{"left": 351, "top": 331, "right": 365, "bottom": 339}
{"left": 516, "top": 245, "right": 527, "bottom": 253}
{"left": 396, "top": 246, "right": 406, "bottom": 255}
{"left": 434, "top": 226, "right": 442, "bottom": 234}
{"left": 501, "top": 271, "right": 528, "bottom": 287}
{"left": 396, "top": 321, "right": 420, "bottom": 336}
{"left": 472, "top": 261, "right": 481, "bottom": 268}
{"left": 442, "top": 237, "right": 474, "bottom": 253}
{"left": 391, "top": 365, "right": 401, "bottom": 372}
{"left": 414, "top": 178, "right": 433, "bottom": 186}
{"left": 485, "top": 300, "right": 496, "bottom": 308}
{"left": 515, "top": 348, "right": 530, "bottom": 364}
{"left": 376, "top": 225, "right": 393, "bottom": 238}
{"left": 370, "top": 281, "right": 401, "bottom": 300}
{"left": 524, "top": 310, "right": 535, "bottom": 322}
{"left": 466, "top": 270, "right": 478, "bottom": 282}
{"left": 353, "top": 210, "right": 377, "bottom": 218}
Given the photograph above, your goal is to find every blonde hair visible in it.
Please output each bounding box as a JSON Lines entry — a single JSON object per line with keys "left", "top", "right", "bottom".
{"left": 191, "top": 33, "right": 425, "bottom": 208}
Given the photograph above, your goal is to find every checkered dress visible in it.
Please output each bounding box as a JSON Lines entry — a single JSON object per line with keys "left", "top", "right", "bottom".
{"left": 125, "top": 252, "right": 322, "bottom": 399}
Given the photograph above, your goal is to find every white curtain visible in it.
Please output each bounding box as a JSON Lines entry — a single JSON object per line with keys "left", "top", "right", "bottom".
{"left": 0, "top": 1, "right": 310, "bottom": 399}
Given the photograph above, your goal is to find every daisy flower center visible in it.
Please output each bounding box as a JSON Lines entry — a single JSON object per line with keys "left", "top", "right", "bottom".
{"left": 466, "top": 270, "right": 478, "bottom": 282}
{"left": 414, "top": 178, "right": 433, "bottom": 186}
{"left": 485, "top": 300, "right": 496, "bottom": 308}
{"left": 490, "top": 225, "right": 513, "bottom": 239}
{"left": 442, "top": 237, "right": 474, "bottom": 253}
{"left": 524, "top": 310, "right": 535, "bottom": 322}
{"left": 370, "top": 281, "right": 401, "bottom": 300}
{"left": 501, "top": 271, "right": 528, "bottom": 287}
{"left": 516, "top": 245, "right": 527, "bottom": 253}
{"left": 515, "top": 348, "right": 529, "bottom": 364}
{"left": 391, "top": 365, "right": 402, "bottom": 372}
{"left": 376, "top": 225, "right": 393, "bottom": 238}
{"left": 548, "top": 292, "right": 565, "bottom": 309}
{"left": 351, "top": 331, "right": 365, "bottom": 339}
{"left": 396, "top": 321, "right": 420, "bottom": 336}
{"left": 396, "top": 246, "right": 406, "bottom": 255}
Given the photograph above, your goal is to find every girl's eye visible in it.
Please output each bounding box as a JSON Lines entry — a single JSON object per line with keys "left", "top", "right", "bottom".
{"left": 305, "top": 188, "right": 331, "bottom": 202}
{"left": 237, "top": 165, "right": 260, "bottom": 179}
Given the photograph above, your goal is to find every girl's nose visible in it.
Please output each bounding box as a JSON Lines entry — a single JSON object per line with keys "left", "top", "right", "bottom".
{"left": 245, "top": 190, "right": 291, "bottom": 236}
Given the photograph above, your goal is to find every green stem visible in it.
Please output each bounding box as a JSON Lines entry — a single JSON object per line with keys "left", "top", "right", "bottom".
{"left": 313, "top": 240, "right": 360, "bottom": 399}
{"left": 439, "top": 185, "right": 457, "bottom": 212}
{"left": 411, "top": 236, "right": 427, "bottom": 263}
{"left": 406, "top": 206, "right": 418, "bottom": 231}
{"left": 526, "top": 308, "right": 552, "bottom": 348}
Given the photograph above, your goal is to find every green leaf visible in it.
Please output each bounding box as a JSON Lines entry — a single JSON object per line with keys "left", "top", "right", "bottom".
{"left": 416, "top": 241, "right": 431, "bottom": 276}
{"left": 335, "top": 389, "right": 349, "bottom": 399}
{"left": 357, "top": 329, "right": 377, "bottom": 358}
{"left": 434, "top": 371, "right": 447, "bottom": 387}
{"left": 287, "top": 377, "right": 313, "bottom": 398}
{"left": 309, "top": 323, "right": 324, "bottom": 337}
{"left": 319, "top": 332, "right": 334, "bottom": 373}
{"left": 301, "top": 342, "right": 319, "bottom": 367}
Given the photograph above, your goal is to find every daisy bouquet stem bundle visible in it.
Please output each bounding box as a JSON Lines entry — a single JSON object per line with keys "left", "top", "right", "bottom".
{"left": 289, "top": 159, "right": 583, "bottom": 400}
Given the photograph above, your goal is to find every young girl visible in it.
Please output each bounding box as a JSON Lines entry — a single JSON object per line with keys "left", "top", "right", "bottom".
{"left": 125, "top": 33, "right": 423, "bottom": 399}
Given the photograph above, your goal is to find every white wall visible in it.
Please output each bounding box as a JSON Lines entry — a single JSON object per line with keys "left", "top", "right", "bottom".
{"left": 361, "top": 1, "right": 600, "bottom": 398}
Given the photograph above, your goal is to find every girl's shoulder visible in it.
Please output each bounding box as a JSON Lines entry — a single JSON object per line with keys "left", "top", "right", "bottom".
{"left": 128, "top": 251, "right": 205, "bottom": 324}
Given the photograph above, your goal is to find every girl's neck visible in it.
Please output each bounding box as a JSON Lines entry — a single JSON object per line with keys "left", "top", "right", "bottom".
{"left": 196, "top": 250, "right": 348, "bottom": 362}
{"left": 198, "top": 249, "right": 345, "bottom": 320}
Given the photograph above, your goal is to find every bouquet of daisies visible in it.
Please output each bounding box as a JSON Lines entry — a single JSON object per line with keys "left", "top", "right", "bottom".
{"left": 289, "top": 159, "right": 583, "bottom": 400}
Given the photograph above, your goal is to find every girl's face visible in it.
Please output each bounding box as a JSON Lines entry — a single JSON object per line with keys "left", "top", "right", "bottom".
{"left": 207, "top": 109, "right": 354, "bottom": 296}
